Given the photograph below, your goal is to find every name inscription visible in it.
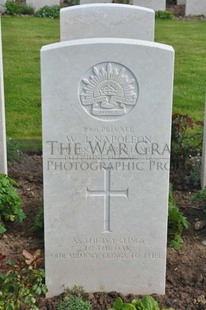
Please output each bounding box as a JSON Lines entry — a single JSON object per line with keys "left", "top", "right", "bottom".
{"left": 45, "top": 124, "right": 170, "bottom": 172}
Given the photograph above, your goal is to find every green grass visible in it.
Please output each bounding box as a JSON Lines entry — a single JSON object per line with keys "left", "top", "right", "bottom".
{"left": 2, "top": 16, "right": 59, "bottom": 143}
{"left": 155, "top": 19, "right": 206, "bottom": 121}
{"left": 2, "top": 17, "right": 206, "bottom": 144}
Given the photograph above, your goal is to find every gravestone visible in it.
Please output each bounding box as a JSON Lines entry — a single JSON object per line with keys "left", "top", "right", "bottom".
{"left": 185, "top": 0, "right": 206, "bottom": 16}
{"left": 0, "top": 0, "right": 6, "bottom": 13}
{"left": 133, "top": 0, "right": 166, "bottom": 11}
{"left": 60, "top": 4, "right": 155, "bottom": 42}
{"left": 41, "top": 32, "right": 174, "bottom": 296}
{"left": 0, "top": 20, "right": 7, "bottom": 175}
{"left": 201, "top": 100, "right": 206, "bottom": 188}
{"left": 26, "top": 0, "right": 60, "bottom": 12}
{"left": 80, "top": 0, "right": 112, "bottom": 4}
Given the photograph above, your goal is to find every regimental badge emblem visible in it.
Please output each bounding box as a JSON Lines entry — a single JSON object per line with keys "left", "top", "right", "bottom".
{"left": 79, "top": 62, "right": 139, "bottom": 121}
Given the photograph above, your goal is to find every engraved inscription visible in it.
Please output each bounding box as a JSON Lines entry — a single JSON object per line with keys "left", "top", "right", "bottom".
{"left": 47, "top": 237, "right": 166, "bottom": 261}
{"left": 86, "top": 169, "right": 128, "bottom": 233}
{"left": 79, "top": 62, "right": 138, "bottom": 121}
{"left": 50, "top": 252, "right": 164, "bottom": 260}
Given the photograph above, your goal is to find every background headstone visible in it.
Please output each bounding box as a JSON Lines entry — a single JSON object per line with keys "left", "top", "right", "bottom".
{"left": 26, "top": 0, "right": 60, "bottom": 12}
{"left": 0, "top": 0, "right": 6, "bottom": 13}
{"left": 133, "top": 0, "right": 166, "bottom": 11}
{"left": 201, "top": 99, "right": 206, "bottom": 188}
{"left": 0, "top": 20, "right": 7, "bottom": 175}
{"left": 80, "top": 0, "right": 112, "bottom": 4}
{"left": 60, "top": 4, "right": 155, "bottom": 42}
{"left": 185, "top": 0, "right": 206, "bottom": 16}
{"left": 41, "top": 36, "right": 174, "bottom": 297}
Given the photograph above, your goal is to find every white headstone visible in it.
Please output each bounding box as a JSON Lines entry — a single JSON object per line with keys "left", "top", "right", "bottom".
{"left": 41, "top": 36, "right": 174, "bottom": 297}
{"left": 0, "top": 0, "right": 6, "bottom": 13}
{"left": 133, "top": 0, "right": 166, "bottom": 12}
{"left": 185, "top": 0, "right": 206, "bottom": 16}
{"left": 26, "top": 0, "right": 60, "bottom": 12}
{"left": 80, "top": 0, "right": 112, "bottom": 4}
{"left": 201, "top": 100, "right": 206, "bottom": 188}
{"left": 60, "top": 4, "right": 155, "bottom": 42}
{"left": 0, "top": 20, "right": 7, "bottom": 175}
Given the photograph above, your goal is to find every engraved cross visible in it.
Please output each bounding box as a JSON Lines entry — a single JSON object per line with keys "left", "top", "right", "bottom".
{"left": 86, "top": 169, "right": 129, "bottom": 233}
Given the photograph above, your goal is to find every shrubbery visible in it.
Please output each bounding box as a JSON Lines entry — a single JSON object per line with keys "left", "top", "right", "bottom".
{"left": 58, "top": 295, "right": 92, "bottom": 310}
{"left": 57, "top": 286, "right": 92, "bottom": 310}
{"left": 0, "top": 174, "right": 25, "bottom": 234}
{"left": 35, "top": 5, "right": 61, "bottom": 18}
{"left": 34, "top": 203, "right": 44, "bottom": 236}
{"left": 108, "top": 296, "right": 174, "bottom": 310}
{"left": 155, "top": 10, "right": 173, "bottom": 20}
{"left": 0, "top": 250, "right": 47, "bottom": 309}
{"left": 5, "top": 0, "right": 34, "bottom": 15}
{"left": 171, "top": 113, "right": 202, "bottom": 166}
{"left": 168, "top": 184, "right": 189, "bottom": 250}
{"left": 5, "top": 0, "right": 77, "bottom": 17}
{"left": 192, "top": 187, "right": 206, "bottom": 215}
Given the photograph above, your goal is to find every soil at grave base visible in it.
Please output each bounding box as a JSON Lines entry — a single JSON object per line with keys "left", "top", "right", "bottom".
{"left": 1, "top": 153, "right": 206, "bottom": 310}
{"left": 166, "top": 5, "right": 206, "bottom": 20}
{"left": 166, "top": 4, "right": 185, "bottom": 17}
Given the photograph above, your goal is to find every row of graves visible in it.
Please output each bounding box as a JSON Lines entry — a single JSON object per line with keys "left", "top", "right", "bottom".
{"left": 0, "top": 0, "right": 206, "bottom": 15}
{"left": 0, "top": 0, "right": 206, "bottom": 298}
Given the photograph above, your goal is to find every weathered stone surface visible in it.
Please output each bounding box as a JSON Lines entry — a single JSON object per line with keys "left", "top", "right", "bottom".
{"left": 0, "top": 0, "right": 6, "bottom": 13}
{"left": 60, "top": 4, "right": 155, "bottom": 42}
{"left": 41, "top": 37, "right": 174, "bottom": 297}
{"left": 0, "top": 20, "right": 7, "bottom": 175}
{"left": 26, "top": 0, "right": 60, "bottom": 12}
{"left": 133, "top": 0, "right": 166, "bottom": 12}
{"left": 185, "top": 0, "right": 206, "bottom": 16}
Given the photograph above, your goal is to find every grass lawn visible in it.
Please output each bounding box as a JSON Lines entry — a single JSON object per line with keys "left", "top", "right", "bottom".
{"left": 2, "top": 16, "right": 59, "bottom": 142}
{"left": 2, "top": 16, "right": 206, "bottom": 143}
{"left": 155, "top": 19, "right": 206, "bottom": 122}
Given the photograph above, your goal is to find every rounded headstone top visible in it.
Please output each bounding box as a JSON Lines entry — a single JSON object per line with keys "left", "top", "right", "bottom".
{"left": 60, "top": 4, "right": 155, "bottom": 42}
